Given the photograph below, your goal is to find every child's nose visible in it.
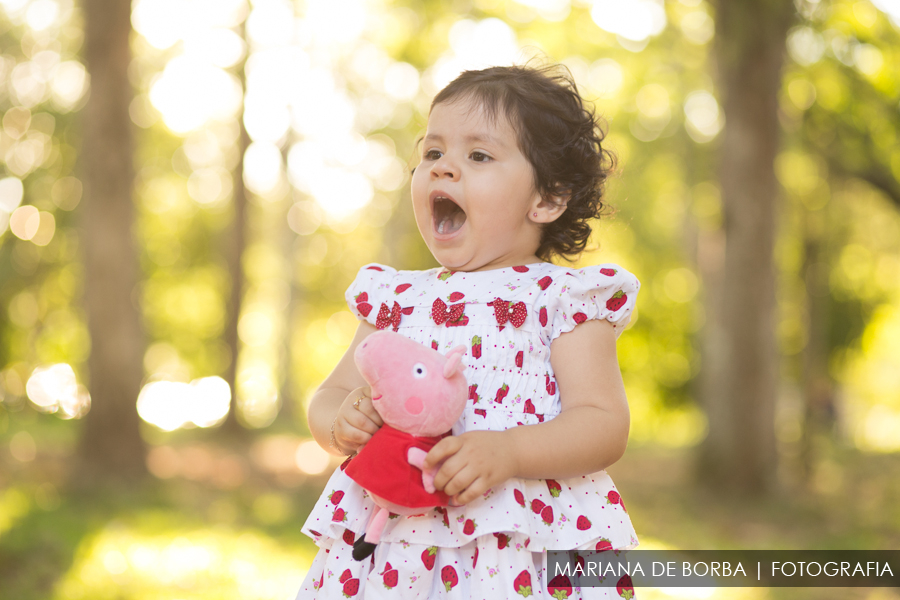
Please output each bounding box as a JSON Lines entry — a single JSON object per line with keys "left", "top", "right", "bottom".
{"left": 431, "top": 155, "right": 459, "bottom": 180}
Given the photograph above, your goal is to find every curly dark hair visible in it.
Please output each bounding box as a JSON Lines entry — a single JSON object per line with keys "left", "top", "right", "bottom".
{"left": 431, "top": 63, "right": 617, "bottom": 263}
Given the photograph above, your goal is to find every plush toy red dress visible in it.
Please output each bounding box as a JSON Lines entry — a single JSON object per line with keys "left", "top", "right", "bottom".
{"left": 344, "top": 424, "right": 451, "bottom": 508}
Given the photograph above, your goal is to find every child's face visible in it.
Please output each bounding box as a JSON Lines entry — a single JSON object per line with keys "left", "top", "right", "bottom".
{"left": 410, "top": 98, "right": 548, "bottom": 272}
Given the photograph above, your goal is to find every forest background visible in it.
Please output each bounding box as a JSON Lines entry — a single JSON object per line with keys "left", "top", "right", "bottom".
{"left": 1, "top": 0, "right": 899, "bottom": 598}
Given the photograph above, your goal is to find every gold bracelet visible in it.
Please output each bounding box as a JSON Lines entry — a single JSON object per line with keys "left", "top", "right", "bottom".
{"left": 329, "top": 417, "right": 353, "bottom": 457}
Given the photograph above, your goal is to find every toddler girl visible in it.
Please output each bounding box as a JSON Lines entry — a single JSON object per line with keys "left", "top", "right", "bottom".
{"left": 296, "top": 63, "right": 640, "bottom": 599}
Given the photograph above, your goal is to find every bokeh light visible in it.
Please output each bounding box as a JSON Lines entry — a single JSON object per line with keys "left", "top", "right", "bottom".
{"left": 2, "top": 106, "right": 31, "bottom": 138}
{"left": 679, "top": 8, "right": 714, "bottom": 45}
{"left": 513, "top": 0, "right": 570, "bottom": 21}
{"left": 132, "top": 0, "right": 247, "bottom": 50}
{"left": 9, "top": 205, "right": 40, "bottom": 241}
{"left": 246, "top": 0, "right": 295, "bottom": 48}
{"left": 588, "top": 58, "right": 624, "bottom": 97}
{"left": 302, "top": 0, "right": 368, "bottom": 48}
{"left": 295, "top": 439, "right": 330, "bottom": 475}
{"left": 236, "top": 363, "right": 280, "bottom": 429}
{"left": 787, "top": 26, "right": 826, "bottom": 66}
{"left": 683, "top": 90, "right": 724, "bottom": 143}
{"left": 636, "top": 83, "right": 671, "bottom": 130}
{"left": 25, "top": 363, "right": 91, "bottom": 419}
{"left": 183, "top": 27, "right": 246, "bottom": 69}
{"left": 9, "top": 431, "right": 37, "bottom": 462}
{"left": 136, "top": 376, "right": 231, "bottom": 431}
{"left": 383, "top": 61, "right": 420, "bottom": 101}
{"left": 871, "top": 0, "right": 900, "bottom": 26}
{"left": 590, "top": 0, "right": 667, "bottom": 44}
{"left": 50, "top": 61, "right": 89, "bottom": 111}
{"left": 149, "top": 56, "right": 243, "bottom": 134}
{"left": 0, "top": 177, "right": 25, "bottom": 213}
{"left": 237, "top": 310, "right": 275, "bottom": 348}
{"left": 242, "top": 142, "right": 285, "bottom": 197}
{"left": 187, "top": 166, "right": 233, "bottom": 206}
{"left": 428, "top": 18, "right": 519, "bottom": 94}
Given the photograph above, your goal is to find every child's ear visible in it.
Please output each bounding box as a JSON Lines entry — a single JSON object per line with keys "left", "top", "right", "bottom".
{"left": 529, "top": 189, "right": 569, "bottom": 224}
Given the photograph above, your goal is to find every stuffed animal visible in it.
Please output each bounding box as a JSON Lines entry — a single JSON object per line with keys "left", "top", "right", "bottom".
{"left": 344, "top": 330, "right": 468, "bottom": 560}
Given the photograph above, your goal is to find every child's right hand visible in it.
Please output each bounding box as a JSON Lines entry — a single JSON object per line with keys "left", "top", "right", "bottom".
{"left": 332, "top": 386, "right": 384, "bottom": 455}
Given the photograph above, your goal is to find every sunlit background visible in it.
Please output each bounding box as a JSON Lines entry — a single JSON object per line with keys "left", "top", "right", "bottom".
{"left": 2, "top": 0, "right": 900, "bottom": 597}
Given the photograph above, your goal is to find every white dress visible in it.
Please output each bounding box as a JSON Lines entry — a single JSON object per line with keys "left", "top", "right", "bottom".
{"left": 296, "top": 262, "right": 641, "bottom": 599}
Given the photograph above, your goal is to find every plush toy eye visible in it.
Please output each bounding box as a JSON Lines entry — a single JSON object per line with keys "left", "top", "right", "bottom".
{"left": 412, "top": 363, "right": 428, "bottom": 379}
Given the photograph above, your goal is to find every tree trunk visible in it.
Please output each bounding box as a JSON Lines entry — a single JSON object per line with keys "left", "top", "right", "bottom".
{"left": 275, "top": 153, "right": 298, "bottom": 428}
{"left": 697, "top": 0, "right": 796, "bottom": 494}
{"left": 221, "top": 41, "right": 251, "bottom": 435}
{"left": 77, "top": 0, "right": 147, "bottom": 480}
{"left": 799, "top": 209, "right": 836, "bottom": 482}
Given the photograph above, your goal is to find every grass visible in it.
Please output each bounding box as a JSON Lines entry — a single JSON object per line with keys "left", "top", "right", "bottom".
{"left": 2, "top": 413, "right": 899, "bottom": 600}
{"left": 608, "top": 445, "right": 900, "bottom": 600}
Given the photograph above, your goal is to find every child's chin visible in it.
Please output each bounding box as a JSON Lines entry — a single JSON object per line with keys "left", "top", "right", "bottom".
{"left": 427, "top": 242, "right": 466, "bottom": 268}
{"left": 432, "top": 253, "right": 470, "bottom": 272}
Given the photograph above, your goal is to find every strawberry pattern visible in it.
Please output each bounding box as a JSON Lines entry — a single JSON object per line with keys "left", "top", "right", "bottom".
{"left": 297, "top": 262, "right": 641, "bottom": 599}
{"left": 295, "top": 533, "right": 635, "bottom": 598}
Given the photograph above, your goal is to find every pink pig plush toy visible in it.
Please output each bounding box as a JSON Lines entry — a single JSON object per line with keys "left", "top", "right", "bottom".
{"left": 345, "top": 330, "right": 468, "bottom": 561}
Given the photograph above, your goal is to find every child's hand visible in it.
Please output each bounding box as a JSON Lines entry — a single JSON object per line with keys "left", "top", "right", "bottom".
{"left": 332, "top": 386, "right": 383, "bottom": 455}
{"left": 423, "top": 430, "right": 518, "bottom": 505}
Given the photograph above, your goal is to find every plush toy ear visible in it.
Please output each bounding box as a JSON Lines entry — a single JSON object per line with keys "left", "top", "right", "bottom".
{"left": 443, "top": 345, "right": 467, "bottom": 378}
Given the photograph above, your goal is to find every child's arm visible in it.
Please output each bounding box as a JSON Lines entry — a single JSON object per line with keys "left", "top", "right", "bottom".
{"left": 307, "top": 320, "right": 384, "bottom": 456}
{"left": 424, "top": 319, "right": 629, "bottom": 504}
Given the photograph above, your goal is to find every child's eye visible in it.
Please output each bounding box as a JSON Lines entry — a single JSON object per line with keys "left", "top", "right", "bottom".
{"left": 424, "top": 149, "right": 442, "bottom": 160}
{"left": 470, "top": 151, "right": 491, "bottom": 162}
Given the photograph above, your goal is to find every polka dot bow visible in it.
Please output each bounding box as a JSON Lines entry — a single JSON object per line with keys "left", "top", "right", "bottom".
{"left": 490, "top": 298, "right": 527, "bottom": 328}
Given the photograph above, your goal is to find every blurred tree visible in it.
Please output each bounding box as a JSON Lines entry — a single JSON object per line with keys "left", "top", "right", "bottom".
{"left": 697, "top": 0, "right": 796, "bottom": 493}
{"left": 784, "top": 0, "right": 900, "bottom": 468}
{"left": 220, "top": 24, "right": 251, "bottom": 436}
{"left": 799, "top": 207, "right": 834, "bottom": 479}
{"left": 76, "top": 0, "right": 146, "bottom": 480}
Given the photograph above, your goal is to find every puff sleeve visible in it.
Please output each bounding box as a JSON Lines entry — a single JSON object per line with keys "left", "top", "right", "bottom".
{"left": 345, "top": 263, "right": 398, "bottom": 326}
{"left": 546, "top": 264, "right": 640, "bottom": 342}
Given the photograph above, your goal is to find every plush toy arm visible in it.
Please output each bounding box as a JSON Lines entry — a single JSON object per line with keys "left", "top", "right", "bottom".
{"left": 407, "top": 447, "right": 437, "bottom": 493}
{"left": 407, "top": 447, "right": 426, "bottom": 468}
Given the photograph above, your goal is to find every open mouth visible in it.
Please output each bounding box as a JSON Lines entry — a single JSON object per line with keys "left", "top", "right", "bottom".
{"left": 432, "top": 195, "right": 467, "bottom": 236}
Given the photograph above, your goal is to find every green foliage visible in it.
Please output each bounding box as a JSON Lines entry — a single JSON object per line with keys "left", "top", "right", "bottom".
{"left": 0, "top": 0, "right": 898, "bottom": 446}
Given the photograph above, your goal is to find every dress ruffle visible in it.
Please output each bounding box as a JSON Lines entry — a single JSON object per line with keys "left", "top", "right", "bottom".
{"left": 296, "top": 528, "right": 634, "bottom": 599}
{"left": 304, "top": 464, "right": 637, "bottom": 552}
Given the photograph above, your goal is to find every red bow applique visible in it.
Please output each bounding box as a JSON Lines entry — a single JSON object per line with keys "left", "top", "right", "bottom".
{"left": 490, "top": 298, "right": 527, "bottom": 328}
{"left": 375, "top": 301, "right": 412, "bottom": 331}
{"left": 432, "top": 298, "right": 466, "bottom": 326}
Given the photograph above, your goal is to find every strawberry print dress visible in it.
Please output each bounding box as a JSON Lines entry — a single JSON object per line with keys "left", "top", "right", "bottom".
{"left": 296, "top": 262, "right": 641, "bottom": 600}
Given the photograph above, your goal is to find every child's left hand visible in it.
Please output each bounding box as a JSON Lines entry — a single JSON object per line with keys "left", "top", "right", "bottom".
{"left": 423, "top": 430, "right": 518, "bottom": 505}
